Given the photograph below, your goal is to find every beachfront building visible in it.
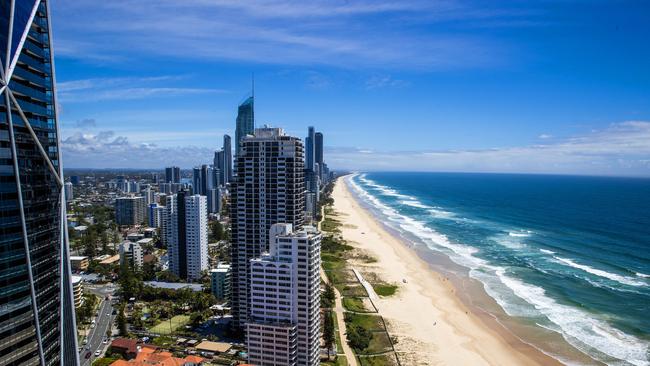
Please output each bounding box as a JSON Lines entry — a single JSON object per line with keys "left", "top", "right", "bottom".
{"left": 210, "top": 263, "right": 231, "bottom": 300}
{"left": 0, "top": 1, "right": 79, "bottom": 364}
{"left": 164, "top": 192, "right": 209, "bottom": 280}
{"left": 230, "top": 127, "right": 305, "bottom": 329}
{"left": 304, "top": 126, "right": 321, "bottom": 220}
{"left": 247, "top": 224, "right": 322, "bottom": 366}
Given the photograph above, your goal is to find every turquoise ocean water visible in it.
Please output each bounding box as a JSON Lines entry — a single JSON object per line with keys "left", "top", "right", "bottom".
{"left": 348, "top": 172, "right": 650, "bottom": 366}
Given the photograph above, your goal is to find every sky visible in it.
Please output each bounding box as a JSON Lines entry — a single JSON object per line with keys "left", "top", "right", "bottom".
{"left": 51, "top": 0, "right": 650, "bottom": 176}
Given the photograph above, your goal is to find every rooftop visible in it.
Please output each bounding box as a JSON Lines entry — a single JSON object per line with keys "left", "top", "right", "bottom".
{"left": 195, "top": 340, "right": 232, "bottom": 353}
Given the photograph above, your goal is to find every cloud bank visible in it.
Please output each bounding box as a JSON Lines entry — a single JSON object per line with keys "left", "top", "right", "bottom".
{"left": 62, "top": 121, "right": 650, "bottom": 177}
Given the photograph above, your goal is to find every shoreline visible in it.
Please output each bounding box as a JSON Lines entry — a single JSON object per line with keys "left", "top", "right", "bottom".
{"left": 332, "top": 175, "right": 563, "bottom": 365}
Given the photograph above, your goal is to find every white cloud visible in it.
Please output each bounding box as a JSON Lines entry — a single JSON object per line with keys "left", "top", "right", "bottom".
{"left": 365, "top": 75, "right": 410, "bottom": 90}
{"left": 325, "top": 121, "right": 650, "bottom": 176}
{"left": 58, "top": 76, "right": 227, "bottom": 102}
{"left": 61, "top": 121, "right": 650, "bottom": 175}
{"left": 52, "top": 0, "right": 528, "bottom": 70}
{"left": 538, "top": 133, "right": 552, "bottom": 139}
{"left": 62, "top": 131, "right": 216, "bottom": 168}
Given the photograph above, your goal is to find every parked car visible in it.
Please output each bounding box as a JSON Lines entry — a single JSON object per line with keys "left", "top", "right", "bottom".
{"left": 84, "top": 352, "right": 91, "bottom": 359}
{"left": 94, "top": 350, "right": 101, "bottom": 357}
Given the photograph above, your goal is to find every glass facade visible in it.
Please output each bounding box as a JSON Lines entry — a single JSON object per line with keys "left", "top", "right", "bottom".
{"left": 234, "top": 96, "right": 254, "bottom": 155}
{"left": 0, "top": 1, "right": 78, "bottom": 365}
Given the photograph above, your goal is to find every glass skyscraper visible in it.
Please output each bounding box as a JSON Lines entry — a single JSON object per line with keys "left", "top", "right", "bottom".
{"left": 234, "top": 96, "right": 254, "bottom": 155}
{"left": 0, "top": 1, "right": 78, "bottom": 365}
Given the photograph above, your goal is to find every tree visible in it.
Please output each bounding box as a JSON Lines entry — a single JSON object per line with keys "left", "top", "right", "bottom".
{"left": 346, "top": 324, "right": 372, "bottom": 352}
{"left": 118, "top": 264, "right": 143, "bottom": 300}
{"left": 323, "top": 311, "right": 335, "bottom": 359}
{"left": 321, "top": 283, "right": 335, "bottom": 308}
{"left": 141, "top": 261, "right": 156, "bottom": 281}
{"left": 209, "top": 221, "right": 224, "bottom": 242}
{"left": 132, "top": 308, "right": 144, "bottom": 329}
{"left": 100, "top": 231, "right": 109, "bottom": 254}
{"left": 189, "top": 311, "right": 207, "bottom": 327}
{"left": 116, "top": 304, "right": 127, "bottom": 336}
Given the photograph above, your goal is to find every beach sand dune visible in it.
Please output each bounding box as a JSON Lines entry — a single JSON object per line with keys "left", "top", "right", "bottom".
{"left": 333, "top": 176, "right": 559, "bottom": 365}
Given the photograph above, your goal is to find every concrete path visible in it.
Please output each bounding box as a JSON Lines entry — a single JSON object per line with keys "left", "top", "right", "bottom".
{"left": 352, "top": 268, "right": 379, "bottom": 301}
{"left": 321, "top": 268, "right": 359, "bottom": 366}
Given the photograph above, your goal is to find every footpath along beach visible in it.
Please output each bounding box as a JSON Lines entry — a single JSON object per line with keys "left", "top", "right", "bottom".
{"left": 331, "top": 175, "right": 561, "bottom": 365}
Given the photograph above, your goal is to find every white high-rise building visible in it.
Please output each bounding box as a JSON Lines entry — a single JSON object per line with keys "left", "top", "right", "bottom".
{"left": 247, "top": 224, "right": 321, "bottom": 366}
{"left": 64, "top": 182, "right": 74, "bottom": 202}
{"left": 119, "top": 241, "right": 143, "bottom": 270}
{"left": 164, "top": 192, "right": 209, "bottom": 280}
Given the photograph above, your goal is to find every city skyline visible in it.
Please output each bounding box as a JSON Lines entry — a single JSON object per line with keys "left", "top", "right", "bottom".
{"left": 51, "top": 0, "right": 649, "bottom": 176}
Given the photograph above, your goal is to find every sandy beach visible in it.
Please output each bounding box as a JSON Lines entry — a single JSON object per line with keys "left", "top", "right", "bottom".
{"left": 332, "top": 175, "right": 561, "bottom": 366}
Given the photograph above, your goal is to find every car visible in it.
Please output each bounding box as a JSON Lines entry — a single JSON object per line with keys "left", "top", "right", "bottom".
{"left": 94, "top": 350, "right": 101, "bottom": 357}
{"left": 82, "top": 338, "right": 88, "bottom": 345}
{"left": 102, "top": 339, "right": 108, "bottom": 344}
{"left": 90, "top": 323, "right": 95, "bottom": 328}
{"left": 84, "top": 352, "right": 91, "bottom": 359}
{"left": 107, "top": 312, "right": 110, "bottom": 316}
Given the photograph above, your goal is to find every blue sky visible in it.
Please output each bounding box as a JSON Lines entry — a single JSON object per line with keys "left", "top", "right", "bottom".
{"left": 52, "top": 0, "right": 650, "bottom": 176}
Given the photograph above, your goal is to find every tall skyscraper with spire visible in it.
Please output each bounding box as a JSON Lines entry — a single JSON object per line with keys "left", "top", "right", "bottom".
{"left": 235, "top": 78, "right": 255, "bottom": 156}
{"left": 235, "top": 96, "right": 254, "bottom": 156}
{"left": 0, "top": 1, "right": 79, "bottom": 364}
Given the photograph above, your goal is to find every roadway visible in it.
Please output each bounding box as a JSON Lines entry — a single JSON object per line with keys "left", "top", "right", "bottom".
{"left": 79, "top": 285, "right": 116, "bottom": 365}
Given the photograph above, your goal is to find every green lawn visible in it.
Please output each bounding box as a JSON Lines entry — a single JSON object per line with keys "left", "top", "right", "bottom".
{"left": 322, "top": 254, "right": 346, "bottom": 270}
{"left": 327, "top": 269, "right": 357, "bottom": 285}
{"left": 344, "top": 313, "right": 385, "bottom": 332}
{"left": 358, "top": 353, "right": 399, "bottom": 366}
{"left": 372, "top": 283, "right": 398, "bottom": 297}
{"left": 321, "top": 355, "right": 348, "bottom": 366}
{"left": 361, "top": 332, "right": 393, "bottom": 355}
{"left": 148, "top": 315, "right": 190, "bottom": 335}
{"left": 336, "top": 284, "right": 368, "bottom": 297}
{"left": 343, "top": 297, "right": 374, "bottom": 313}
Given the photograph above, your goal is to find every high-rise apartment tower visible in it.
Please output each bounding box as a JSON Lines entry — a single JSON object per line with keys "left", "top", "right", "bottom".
{"left": 230, "top": 127, "right": 305, "bottom": 329}
{"left": 247, "top": 224, "right": 321, "bottom": 366}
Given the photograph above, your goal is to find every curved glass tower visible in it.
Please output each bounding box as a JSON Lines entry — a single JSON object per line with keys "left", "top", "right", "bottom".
{"left": 234, "top": 96, "right": 254, "bottom": 156}
{"left": 0, "top": 1, "right": 79, "bottom": 365}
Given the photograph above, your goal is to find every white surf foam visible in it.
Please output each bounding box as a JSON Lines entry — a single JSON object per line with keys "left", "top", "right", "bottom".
{"left": 508, "top": 230, "right": 532, "bottom": 238}
{"left": 347, "top": 174, "right": 650, "bottom": 366}
{"left": 496, "top": 270, "right": 650, "bottom": 366}
{"left": 428, "top": 208, "right": 456, "bottom": 219}
{"left": 399, "top": 199, "right": 432, "bottom": 209}
{"left": 554, "top": 256, "right": 647, "bottom": 287}
{"left": 492, "top": 234, "right": 526, "bottom": 250}
{"left": 636, "top": 272, "right": 650, "bottom": 279}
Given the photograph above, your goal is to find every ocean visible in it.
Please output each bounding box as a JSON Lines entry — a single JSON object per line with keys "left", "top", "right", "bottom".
{"left": 347, "top": 172, "right": 650, "bottom": 366}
